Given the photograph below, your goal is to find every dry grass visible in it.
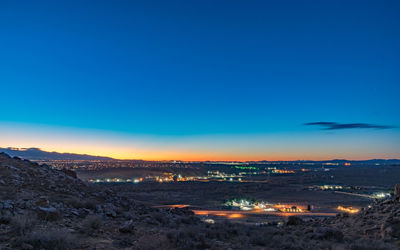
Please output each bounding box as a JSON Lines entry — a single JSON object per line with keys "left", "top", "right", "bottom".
{"left": 11, "top": 213, "right": 37, "bottom": 235}
{"left": 64, "top": 196, "right": 98, "bottom": 209}
{"left": 82, "top": 214, "right": 104, "bottom": 235}
{"left": 16, "top": 228, "right": 79, "bottom": 250}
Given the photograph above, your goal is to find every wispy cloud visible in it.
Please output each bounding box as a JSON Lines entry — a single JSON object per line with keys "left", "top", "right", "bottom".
{"left": 304, "top": 122, "right": 395, "bottom": 130}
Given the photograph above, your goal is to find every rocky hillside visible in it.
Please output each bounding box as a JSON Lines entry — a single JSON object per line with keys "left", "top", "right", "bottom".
{"left": 0, "top": 153, "right": 399, "bottom": 249}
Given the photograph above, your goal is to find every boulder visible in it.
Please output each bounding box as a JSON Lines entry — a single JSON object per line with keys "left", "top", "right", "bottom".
{"left": 381, "top": 219, "right": 400, "bottom": 238}
{"left": 2, "top": 201, "right": 13, "bottom": 210}
{"left": 20, "top": 243, "right": 33, "bottom": 250}
{"left": 37, "top": 206, "right": 61, "bottom": 221}
{"left": 63, "top": 169, "right": 77, "bottom": 179}
{"left": 103, "top": 203, "right": 117, "bottom": 217}
{"left": 119, "top": 220, "right": 135, "bottom": 233}
{"left": 35, "top": 196, "right": 49, "bottom": 206}
{"left": 71, "top": 208, "right": 80, "bottom": 216}
{"left": 395, "top": 184, "right": 400, "bottom": 197}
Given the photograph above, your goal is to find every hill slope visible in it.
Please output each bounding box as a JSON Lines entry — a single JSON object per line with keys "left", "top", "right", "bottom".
{"left": 0, "top": 153, "right": 399, "bottom": 249}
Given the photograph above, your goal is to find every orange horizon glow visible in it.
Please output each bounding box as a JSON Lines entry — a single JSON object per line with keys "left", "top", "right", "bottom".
{"left": 1, "top": 144, "right": 396, "bottom": 162}
{"left": 0, "top": 122, "right": 399, "bottom": 162}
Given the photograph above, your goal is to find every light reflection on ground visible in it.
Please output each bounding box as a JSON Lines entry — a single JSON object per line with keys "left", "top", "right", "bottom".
{"left": 155, "top": 205, "right": 338, "bottom": 219}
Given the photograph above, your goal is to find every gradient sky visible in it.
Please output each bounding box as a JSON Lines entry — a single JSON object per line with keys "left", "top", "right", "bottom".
{"left": 1, "top": 0, "right": 399, "bottom": 160}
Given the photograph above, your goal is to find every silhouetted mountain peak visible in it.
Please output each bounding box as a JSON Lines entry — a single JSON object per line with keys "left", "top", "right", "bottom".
{"left": 0, "top": 147, "right": 114, "bottom": 161}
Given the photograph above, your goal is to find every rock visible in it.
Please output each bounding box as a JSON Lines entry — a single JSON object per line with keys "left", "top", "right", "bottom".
{"left": 395, "top": 184, "right": 400, "bottom": 197}
{"left": 20, "top": 243, "right": 33, "bottom": 250}
{"left": 119, "top": 220, "right": 135, "bottom": 233}
{"left": 106, "top": 210, "right": 116, "bottom": 217}
{"left": 3, "top": 201, "right": 13, "bottom": 210}
{"left": 364, "top": 227, "right": 378, "bottom": 236}
{"left": 381, "top": 219, "right": 400, "bottom": 238}
{"left": 286, "top": 216, "right": 303, "bottom": 226}
{"left": 35, "top": 196, "right": 49, "bottom": 206}
{"left": 71, "top": 209, "right": 80, "bottom": 216}
{"left": 95, "top": 205, "right": 103, "bottom": 213}
{"left": 103, "top": 203, "right": 117, "bottom": 218}
{"left": 0, "top": 216, "right": 11, "bottom": 224}
{"left": 63, "top": 169, "right": 77, "bottom": 178}
{"left": 37, "top": 206, "right": 61, "bottom": 221}
{"left": 0, "top": 152, "right": 11, "bottom": 158}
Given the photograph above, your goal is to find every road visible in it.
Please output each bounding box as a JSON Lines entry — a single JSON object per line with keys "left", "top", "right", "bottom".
{"left": 192, "top": 209, "right": 337, "bottom": 218}
{"left": 334, "top": 191, "right": 374, "bottom": 199}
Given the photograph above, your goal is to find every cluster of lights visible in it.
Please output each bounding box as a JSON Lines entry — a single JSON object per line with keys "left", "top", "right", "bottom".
{"left": 337, "top": 206, "right": 359, "bottom": 214}
{"left": 89, "top": 178, "right": 142, "bottom": 183}
{"left": 272, "top": 169, "right": 295, "bottom": 174}
{"left": 232, "top": 166, "right": 258, "bottom": 170}
{"left": 227, "top": 199, "right": 281, "bottom": 212}
{"left": 281, "top": 206, "right": 303, "bottom": 213}
{"left": 319, "top": 185, "right": 343, "bottom": 190}
{"left": 373, "top": 192, "right": 391, "bottom": 199}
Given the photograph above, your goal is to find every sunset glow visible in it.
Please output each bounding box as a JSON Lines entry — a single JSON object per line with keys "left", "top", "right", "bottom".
{"left": 0, "top": 124, "right": 398, "bottom": 161}
{"left": 1, "top": 122, "right": 399, "bottom": 161}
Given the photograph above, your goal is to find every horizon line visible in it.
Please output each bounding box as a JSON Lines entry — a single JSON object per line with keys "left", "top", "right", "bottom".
{"left": 1, "top": 147, "right": 399, "bottom": 162}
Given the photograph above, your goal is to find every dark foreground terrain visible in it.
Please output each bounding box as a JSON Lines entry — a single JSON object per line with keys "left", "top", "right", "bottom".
{"left": 1, "top": 153, "right": 400, "bottom": 249}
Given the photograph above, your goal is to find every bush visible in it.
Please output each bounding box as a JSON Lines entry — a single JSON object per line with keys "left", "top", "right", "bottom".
{"left": 287, "top": 216, "right": 303, "bottom": 226}
{"left": 136, "top": 233, "right": 172, "bottom": 250}
{"left": 37, "top": 207, "right": 61, "bottom": 221}
{"left": 65, "top": 197, "right": 97, "bottom": 209}
{"left": 350, "top": 239, "right": 397, "bottom": 250}
{"left": 11, "top": 213, "right": 37, "bottom": 235}
{"left": 82, "top": 215, "right": 103, "bottom": 234}
{"left": 16, "top": 228, "right": 79, "bottom": 250}
{"left": 0, "top": 215, "right": 11, "bottom": 225}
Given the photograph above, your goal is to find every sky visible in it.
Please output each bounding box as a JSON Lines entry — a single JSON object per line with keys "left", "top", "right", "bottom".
{"left": 0, "top": 0, "right": 399, "bottom": 161}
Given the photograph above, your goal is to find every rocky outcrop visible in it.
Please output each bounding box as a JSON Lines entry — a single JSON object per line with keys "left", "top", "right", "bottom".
{"left": 395, "top": 183, "right": 400, "bottom": 197}
{"left": 119, "top": 220, "right": 135, "bottom": 233}
{"left": 37, "top": 206, "right": 60, "bottom": 221}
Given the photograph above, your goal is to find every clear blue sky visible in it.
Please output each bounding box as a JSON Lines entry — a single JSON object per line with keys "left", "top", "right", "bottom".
{"left": 0, "top": 0, "right": 399, "bottom": 160}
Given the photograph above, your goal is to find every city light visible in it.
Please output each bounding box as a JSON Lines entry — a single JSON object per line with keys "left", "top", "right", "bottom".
{"left": 337, "top": 206, "right": 360, "bottom": 214}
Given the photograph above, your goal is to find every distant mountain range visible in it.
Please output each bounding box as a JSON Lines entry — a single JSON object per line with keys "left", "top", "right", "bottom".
{"left": 0, "top": 147, "right": 399, "bottom": 164}
{"left": 0, "top": 147, "right": 114, "bottom": 161}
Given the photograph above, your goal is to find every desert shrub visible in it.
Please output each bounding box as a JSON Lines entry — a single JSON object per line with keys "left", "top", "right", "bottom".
{"left": 0, "top": 215, "right": 11, "bottom": 225}
{"left": 350, "top": 239, "right": 398, "bottom": 250}
{"left": 64, "top": 196, "right": 98, "bottom": 209}
{"left": 153, "top": 211, "right": 168, "bottom": 225}
{"left": 287, "top": 216, "right": 303, "bottom": 225}
{"left": 37, "top": 207, "right": 61, "bottom": 221}
{"left": 11, "top": 212, "right": 37, "bottom": 235}
{"left": 179, "top": 216, "right": 196, "bottom": 225}
{"left": 136, "top": 233, "right": 172, "bottom": 250}
{"left": 16, "top": 228, "right": 79, "bottom": 250}
{"left": 195, "top": 235, "right": 211, "bottom": 249}
{"left": 250, "top": 236, "right": 268, "bottom": 247}
{"left": 0, "top": 185, "right": 17, "bottom": 199}
{"left": 82, "top": 215, "right": 103, "bottom": 234}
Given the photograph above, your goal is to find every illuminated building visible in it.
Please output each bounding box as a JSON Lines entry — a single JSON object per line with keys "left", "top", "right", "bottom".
{"left": 337, "top": 206, "right": 359, "bottom": 214}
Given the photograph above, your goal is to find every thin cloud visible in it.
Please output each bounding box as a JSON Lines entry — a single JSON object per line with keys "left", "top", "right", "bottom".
{"left": 304, "top": 122, "right": 395, "bottom": 130}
